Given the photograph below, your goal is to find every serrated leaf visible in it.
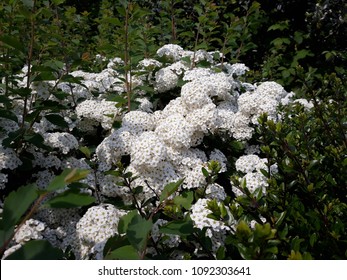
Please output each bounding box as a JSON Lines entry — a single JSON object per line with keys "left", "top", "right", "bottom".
{"left": 173, "top": 191, "right": 193, "bottom": 210}
{"left": 0, "top": 109, "right": 18, "bottom": 122}
{"left": 105, "top": 245, "right": 140, "bottom": 260}
{"left": 0, "top": 35, "right": 25, "bottom": 53}
{"left": 2, "top": 184, "right": 39, "bottom": 230}
{"left": 5, "top": 240, "right": 64, "bottom": 260}
{"left": 294, "top": 49, "right": 313, "bottom": 60}
{"left": 159, "top": 220, "right": 194, "bottom": 236}
{"left": 44, "top": 189, "right": 95, "bottom": 208}
{"left": 126, "top": 214, "right": 152, "bottom": 251}
{"left": 159, "top": 178, "right": 184, "bottom": 203}
{"left": 118, "top": 210, "right": 138, "bottom": 234}
{"left": 45, "top": 114, "right": 69, "bottom": 128}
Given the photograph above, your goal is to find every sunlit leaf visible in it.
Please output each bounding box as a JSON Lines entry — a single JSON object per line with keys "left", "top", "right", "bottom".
{"left": 44, "top": 189, "right": 95, "bottom": 208}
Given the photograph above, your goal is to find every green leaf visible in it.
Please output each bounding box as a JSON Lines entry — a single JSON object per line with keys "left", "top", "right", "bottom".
{"left": 46, "top": 169, "right": 71, "bottom": 192}
{"left": 173, "top": 191, "right": 194, "bottom": 210}
{"left": 216, "top": 246, "right": 226, "bottom": 260}
{"left": 45, "top": 114, "right": 69, "bottom": 128}
{"left": 201, "top": 167, "right": 209, "bottom": 177}
{"left": 275, "top": 211, "right": 286, "bottom": 226}
{"left": 0, "top": 109, "right": 18, "bottom": 122}
{"left": 0, "top": 223, "right": 15, "bottom": 248}
{"left": 44, "top": 189, "right": 95, "bottom": 208}
{"left": 42, "top": 60, "right": 65, "bottom": 72}
{"left": 126, "top": 214, "right": 152, "bottom": 252}
{"left": 159, "top": 178, "right": 184, "bottom": 203}
{"left": 103, "top": 235, "right": 129, "bottom": 258}
{"left": 79, "top": 146, "right": 91, "bottom": 158}
{"left": 159, "top": 220, "right": 194, "bottom": 236}
{"left": 105, "top": 245, "right": 140, "bottom": 260}
{"left": 32, "top": 71, "right": 57, "bottom": 82}
{"left": 0, "top": 95, "right": 11, "bottom": 106}
{"left": 310, "top": 233, "right": 317, "bottom": 247}
{"left": 52, "top": 0, "right": 66, "bottom": 5}
{"left": 236, "top": 243, "right": 252, "bottom": 259}
{"left": 271, "top": 37, "right": 290, "bottom": 47}
{"left": 1, "top": 128, "right": 25, "bottom": 148}
{"left": 64, "top": 168, "right": 90, "bottom": 184}
{"left": 118, "top": 210, "right": 138, "bottom": 234}
{"left": 0, "top": 35, "right": 25, "bottom": 53}
{"left": 106, "top": 94, "right": 127, "bottom": 103}
{"left": 24, "top": 132, "right": 51, "bottom": 150}
{"left": 294, "top": 49, "right": 313, "bottom": 60}
{"left": 5, "top": 240, "right": 64, "bottom": 260}
{"left": 2, "top": 184, "right": 39, "bottom": 230}
{"left": 267, "top": 21, "right": 289, "bottom": 31}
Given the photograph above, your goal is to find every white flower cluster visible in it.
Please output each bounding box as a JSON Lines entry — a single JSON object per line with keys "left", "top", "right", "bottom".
{"left": 75, "top": 204, "right": 126, "bottom": 259}
{"left": 94, "top": 45, "right": 294, "bottom": 204}
{"left": 232, "top": 154, "right": 278, "bottom": 196}
{"left": 0, "top": 147, "right": 22, "bottom": 170}
{"left": 75, "top": 99, "right": 120, "bottom": 130}
{"left": 157, "top": 44, "right": 184, "bottom": 61}
{"left": 190, "top": 198, "right": 230, "bottom": 232}
{"left": 13, "top": 219, "right": 45, "bottom": 244}
{"left": 44, "top": 132, "right": 79, "bottom": 154}
{"left": 238, "top": 81, "right": 289, "bottom": 125}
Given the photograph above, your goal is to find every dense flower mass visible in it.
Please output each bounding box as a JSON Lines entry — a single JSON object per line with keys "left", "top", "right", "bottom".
{"left": 0, "top": 43, "right": 305, "bottom": 260}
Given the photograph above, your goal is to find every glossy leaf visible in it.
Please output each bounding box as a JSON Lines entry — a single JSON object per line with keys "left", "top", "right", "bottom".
{"left": 45, "top": 114, "right": 69, "bottom": 128}
{"left": 44, "top": 189, "right": 95, "bottom": 208}
{"left": 159, "top": 219, "right": 194, "bottom": 236}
